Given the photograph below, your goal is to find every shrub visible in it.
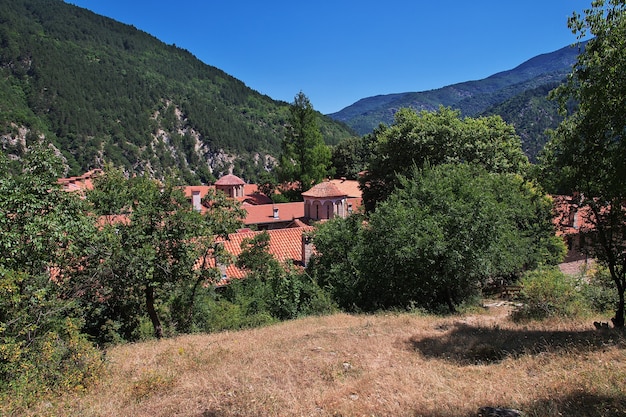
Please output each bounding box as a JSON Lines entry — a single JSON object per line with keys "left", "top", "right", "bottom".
{"left": 580, "top": 265, "right": 619, "bottom": 315}
{"left": 512, "top": 268, "right": 589, "bottom": 321}
{"left": 0, "top": 317, "right": 103, "bottom": 414}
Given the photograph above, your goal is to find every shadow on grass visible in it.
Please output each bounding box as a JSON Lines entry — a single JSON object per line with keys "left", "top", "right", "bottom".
{"left": 199, "top": 392, "right": 626, "bottom": 417}
{"left": 408, "top": 322, "right": 625, "bottom": 365}
{"left": 408, "top": 392, "right": 626, "bottom": 417}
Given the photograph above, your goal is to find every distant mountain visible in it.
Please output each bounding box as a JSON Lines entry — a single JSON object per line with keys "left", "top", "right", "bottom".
{"left": 479, "top": 82, "right": 566, "bottom": 162}
{"left": 329, "top": 43, "right": 584, "bottom": 160}
{"left": 0, "top": 0, "right": 354, "bottom": 183}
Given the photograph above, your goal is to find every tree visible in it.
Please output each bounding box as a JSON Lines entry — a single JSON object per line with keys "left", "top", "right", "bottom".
{"left": 360, "top": 107, "right": 530, "bottom": 212}
{"left": 225, "top": 231, "right": 335, "bottom": 321}
{"left": 311, "top": 164, "right": 563, "bottom": 312}
{"left": 236, "top": 231, "right": 282, "bottom": 280}
{"left": 0, "top": 147, "right": 102, "bottom": 403}
{"left": 308, "top": 214, "right": 366, "bottom": 311}
{"left": 543, "top": 0, "right": 626, "bottom": 327}
{"left": 330, "top": 134, "right": 374, "bottom": 180}
{"left": 78, "top": 167, "right": 245, "bottom": 341}
{"left": 276, "top": 92, "right": 332, "bottom": 198}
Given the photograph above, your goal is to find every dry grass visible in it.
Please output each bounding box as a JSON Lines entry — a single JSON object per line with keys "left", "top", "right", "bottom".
{"left": 25, "top": 302, "right": 626, "bottom": 417}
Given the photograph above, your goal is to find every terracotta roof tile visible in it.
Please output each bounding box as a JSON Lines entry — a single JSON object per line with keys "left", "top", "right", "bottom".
{"left": 552, "top": 194, "right": 596, "bottom": 236}
{"left": 328, "top": 179, "right": 362, "bottom": 198}
{"left": 242, "top": 202, "right": 304, "bottom": 225}
{"left": 57, "top": 169, "right": 102, "bottom": 193}
{"left": 301, "top": 182, "right": 346, "bottom": 198}
{"left": 215, "top": 174, "right": 245, "bottom": 186}
{"left": 210, "top": 226, "right": 314, "bottom": 280}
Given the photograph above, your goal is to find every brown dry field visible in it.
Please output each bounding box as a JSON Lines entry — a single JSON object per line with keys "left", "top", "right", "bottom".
{"left": 29, "top": 302, "right": 626, "bottom": 417}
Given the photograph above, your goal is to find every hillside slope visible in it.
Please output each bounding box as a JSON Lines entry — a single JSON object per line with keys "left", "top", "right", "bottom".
{"left": 19, "top": 309, "right": 626, "bottom": 417}
{"left": 0, "top": 0, "right": 353, "bottom": 182}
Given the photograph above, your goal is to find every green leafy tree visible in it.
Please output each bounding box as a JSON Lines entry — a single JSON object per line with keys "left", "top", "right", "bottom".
{"left": 331, "top": 134, "right": 374, "bottom": 180}
{"left": 312, "top": 164, "right": 563, "bottom": 312}
{"left": 0, "top": 147, "right": 102, "bottom": 407}
{"left": 79, "top": 167, "right": 245, "bottom": 341}
{"left": 226, "top": 231, "right": 335, "bottom": 321}
{"left": 236, "top": 232, "right": 283, "bottom": 280}
{"left": 308, "top": 214, "right": 366, "bottom": 311}
{"left": 277, "top": 92, "right": 332, "bottom": 198}
{"left": 360, "top": 107, "right": 529, "bottom": 212}
{"left": 542, "top": 0, "right": 626, "bottom": 327}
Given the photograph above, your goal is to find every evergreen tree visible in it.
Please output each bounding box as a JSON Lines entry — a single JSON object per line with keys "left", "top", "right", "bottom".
{"left": 277, "top": 92, "right": 332, "bottom": 198}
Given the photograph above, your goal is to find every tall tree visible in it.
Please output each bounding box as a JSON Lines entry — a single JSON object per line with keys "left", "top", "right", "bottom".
{"left": 360, "top": 107, "right": 529, "bottom": 212}
{"left": 543, "top": 0, "right": 626, "bottom": 327}
{"left": 277, "top": 92, "right": 332, "bottom": 198}
{"left": 79, "top": 167, "right": 245, "bottom": 340}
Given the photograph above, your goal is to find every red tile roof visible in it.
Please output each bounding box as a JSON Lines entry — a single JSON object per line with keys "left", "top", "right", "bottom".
{"left": 240, "top": 191, "right": 273, "bottom": 205}
{"left": 215, "top": 174, "right": 245, "bottom": 186}
{"left": 301, "top": 181, "right": 346, "bottom": 198}
{"left": 57, "top": 169, "right": 102, "bottom": 193}
{"left": 328, "top": 178, "right": 362, "bottom": 198}
{"left": 552, "top": 194, "right": 596, "bottom": 236}
{"left": 242, "top": 202, "right": 305, "bottom": 226}
{"left": 213, "top": 226, "right": 314, "bottom": 280}
{"left": 182, "top": 185, "right": 213, "bottom": 199}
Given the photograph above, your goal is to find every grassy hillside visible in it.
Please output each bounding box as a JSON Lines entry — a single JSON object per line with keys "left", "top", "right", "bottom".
{"left": 0, "top": 0, "right": 353, "bottom": 182}
{"left": 20, "top": 306, "right": 626, "bottom": 417}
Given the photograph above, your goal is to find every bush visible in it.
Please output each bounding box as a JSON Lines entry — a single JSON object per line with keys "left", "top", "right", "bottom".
{"left": 0, "top": 317, "right": 103, "bottom": 414}
{"left": 580, "top": 265, "right": 619, "bottom": 315}
{"left": 512, "top": 268, "right": 589, "bottom": 321}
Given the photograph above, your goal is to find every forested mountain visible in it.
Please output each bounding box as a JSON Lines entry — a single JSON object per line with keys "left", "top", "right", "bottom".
{"left": 330, "top": 43, "right": 584, "bottom": 160}
{"left": 0, "top": 0, "right": 353, "bottom": 182}
{"left": 480, "top": 82, "right": 565, "bottom": 162}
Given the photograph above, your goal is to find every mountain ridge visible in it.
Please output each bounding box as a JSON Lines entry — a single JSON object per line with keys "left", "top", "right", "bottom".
{"left": 0, "top": 0, "right": 353, "bottom": 182}
{"left": 329, "top": 42, "right": 584, "bottom": 142}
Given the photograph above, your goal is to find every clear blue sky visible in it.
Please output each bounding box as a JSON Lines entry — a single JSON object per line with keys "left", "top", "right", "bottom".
{"left": 66, "top": 0, "right": 591, "bottom": 114}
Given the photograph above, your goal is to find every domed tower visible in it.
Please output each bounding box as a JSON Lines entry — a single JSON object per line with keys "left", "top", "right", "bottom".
{"left": 215, "top": 174, "right": 245, "bottom": 198}
{"left": 301, "top": 182, "right": 348, "bottom": 221}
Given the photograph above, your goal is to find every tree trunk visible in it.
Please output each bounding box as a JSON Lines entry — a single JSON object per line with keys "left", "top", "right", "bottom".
{"left": 613, "top": 287, "right": 625, "bottom": 328}
{"left": 446, "top": 288, "right": 456, "bottom": 313}
{"left": 145, "top": 284, "right": 163, "bottom": 339}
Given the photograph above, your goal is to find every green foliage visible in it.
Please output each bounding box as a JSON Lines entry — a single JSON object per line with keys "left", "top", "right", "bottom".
{"left": 542, "top": 0, "right": 626, "bottom": 327}
{"left": 512, "top": 268, "right": 589, "bottom": 321}
{"left": 0, "top": 0, "right": 353, "bottom": 181}
{"left": 481, "top": 82, "right": 567, "bottom": 162}
{"left": 580, "top": 265, "right": 620, "bottom": 315}
{"left": 204, "top": 233, "right": 337, "bottom": 328}
{"left": 76, "top": 166, "right": 245, "bottom": 342}
{"left": 360, "top": 107, "right": 530, "bottom": 212}
{"left": 330, "top": 134, "right": 374, "bottom": 180}
{"left": 277, "top": 92, "right": 333, "bottom": 197}
{"left": 0, "top": 147, "right": 102, "bottom": 412}
{"left": 0, "top": 270, "right": 103, "bottom": 407}
{"left": 311, "top": 164, "right": 562, "bottom": 313}
{"left": 236, "top": 231, "right": 281, "bottom": 280}
{"left": 309, "top": 215, "right": 366, "bottom": 311}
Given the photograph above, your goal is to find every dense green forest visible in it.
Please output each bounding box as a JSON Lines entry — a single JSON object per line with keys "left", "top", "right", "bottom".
{"left": 0, "top": 0, "right": 353, "bottom": 182}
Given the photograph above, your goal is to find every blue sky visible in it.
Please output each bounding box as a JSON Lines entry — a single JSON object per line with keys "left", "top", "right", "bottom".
{"left": 66, "top": 1, "right": 591, "bottom": 114}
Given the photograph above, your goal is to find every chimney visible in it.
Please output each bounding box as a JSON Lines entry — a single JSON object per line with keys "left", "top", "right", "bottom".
{"left": 301, "top": 234, "right": 313, "bottom": 267}
{"left": 273, "top": 207, "right": 279, "bottom": 219}
{"left": 192, "top": 190, "right": 202, "bottom": 212}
